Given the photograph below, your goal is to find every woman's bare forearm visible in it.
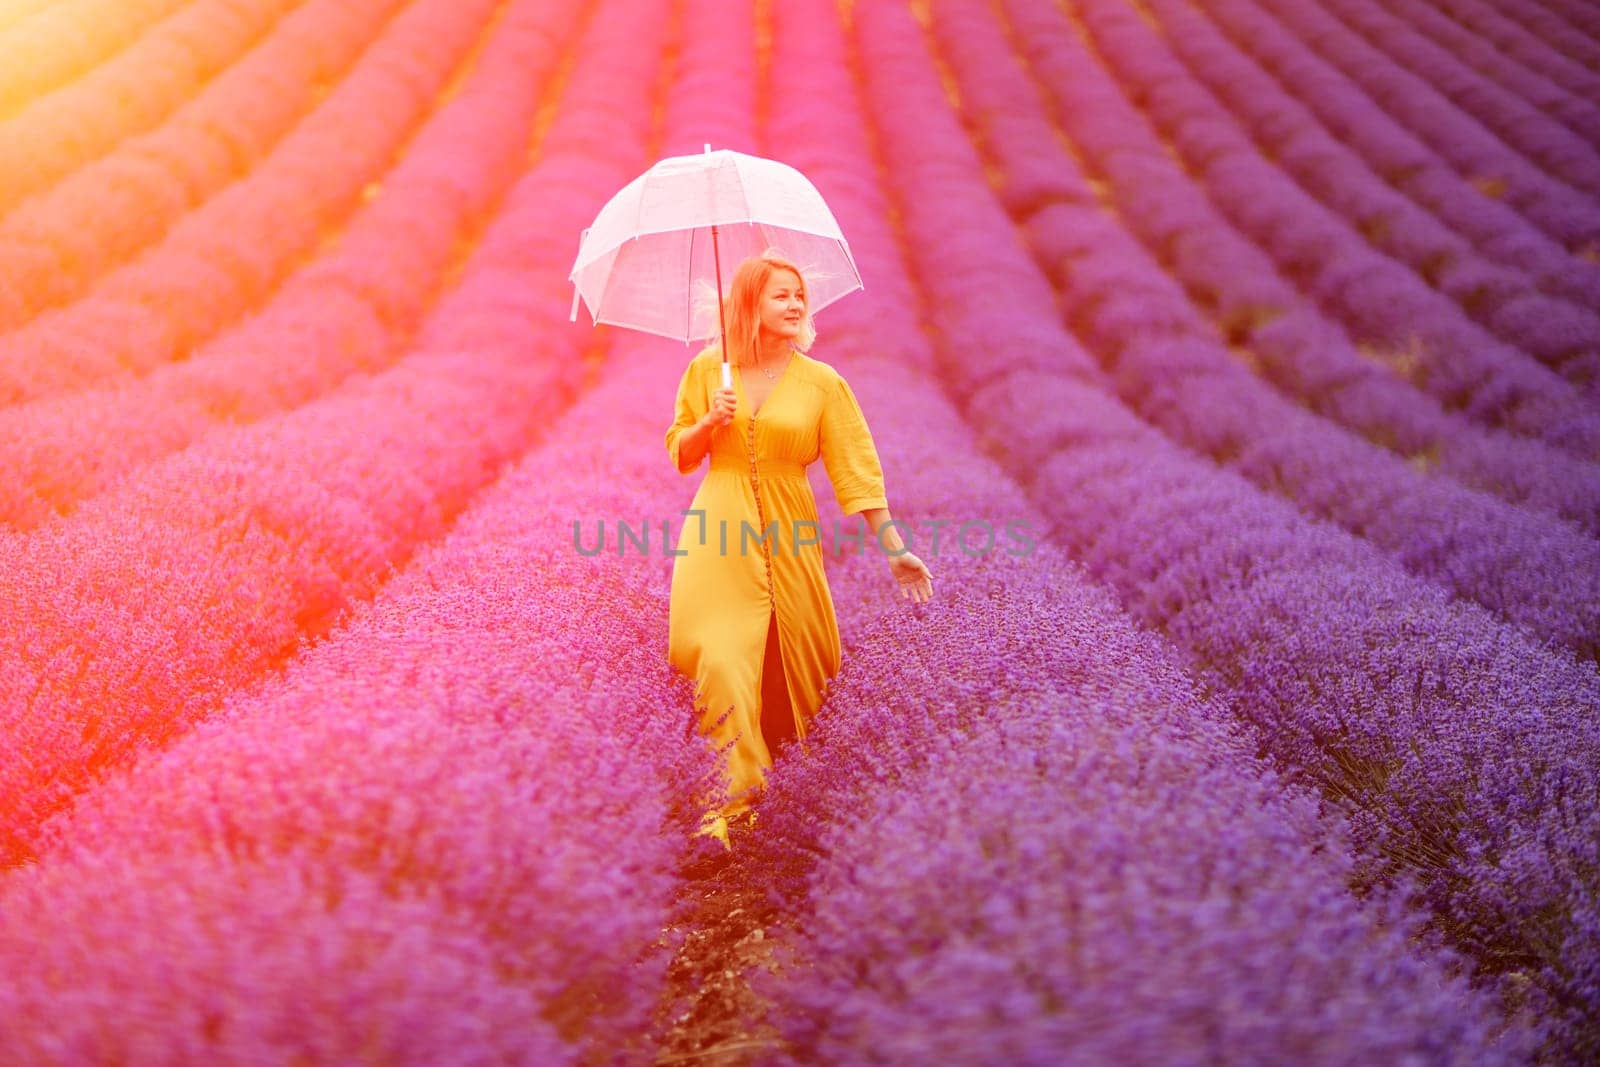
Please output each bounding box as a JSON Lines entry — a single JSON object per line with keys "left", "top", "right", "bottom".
{"left": 860, "top": 506, "right": 906, "bottom": 554}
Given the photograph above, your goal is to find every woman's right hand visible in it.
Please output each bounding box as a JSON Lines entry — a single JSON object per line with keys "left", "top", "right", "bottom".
{"left": 705, "top": 387, "right": 737, "bottom": 428}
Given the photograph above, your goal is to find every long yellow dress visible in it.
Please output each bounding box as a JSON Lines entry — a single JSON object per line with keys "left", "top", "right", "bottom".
{"left": 665, "top": 346, "right": 887, "bottom": 836}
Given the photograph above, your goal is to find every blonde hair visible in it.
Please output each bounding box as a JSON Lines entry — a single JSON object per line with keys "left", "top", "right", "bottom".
{"left": 705, "top": 250, "right": 817, "bottom": 364}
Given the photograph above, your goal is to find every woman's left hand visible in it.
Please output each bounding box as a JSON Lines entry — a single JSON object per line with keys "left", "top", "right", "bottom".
{"left": 888, "top": 551, "right": 933, "bottom": 604}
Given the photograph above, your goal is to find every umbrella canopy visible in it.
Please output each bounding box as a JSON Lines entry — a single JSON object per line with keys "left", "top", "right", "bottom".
{"left": 568, "top": 147, "right": 863, "bottom": 350}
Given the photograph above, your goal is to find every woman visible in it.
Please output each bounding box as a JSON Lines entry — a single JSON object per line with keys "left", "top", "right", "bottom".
{"left": 665, "top": 251, "right": 934, "bottom": 849}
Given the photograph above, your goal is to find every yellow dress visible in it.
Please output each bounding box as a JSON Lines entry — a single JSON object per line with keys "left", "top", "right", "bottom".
{"left": 665, "top": 346, "right": 887, "bottom": 840}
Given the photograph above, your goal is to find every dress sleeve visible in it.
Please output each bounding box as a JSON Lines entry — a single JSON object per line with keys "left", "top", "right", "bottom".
{"left": 820, "top": 373, "right": 888, "bottom": 515}
{"left": 664, "top": 357, "right": 708, "bottom": 475}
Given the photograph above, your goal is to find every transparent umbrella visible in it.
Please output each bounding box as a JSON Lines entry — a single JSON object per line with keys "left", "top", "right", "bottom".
{"left": 569, "top": 145, "right": 863, "bottom": 389}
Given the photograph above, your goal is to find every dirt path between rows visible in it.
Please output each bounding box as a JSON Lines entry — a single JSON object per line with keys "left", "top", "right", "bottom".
{"left": 649, "top": 835, "right": 789, "bottom": 1065}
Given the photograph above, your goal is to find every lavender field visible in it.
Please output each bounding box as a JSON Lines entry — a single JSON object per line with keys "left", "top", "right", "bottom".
{"left": 0, "top": 0, "right": 1596, "bottom": 1062}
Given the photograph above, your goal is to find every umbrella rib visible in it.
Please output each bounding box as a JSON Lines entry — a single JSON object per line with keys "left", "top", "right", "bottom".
{"left": 840, "top": 238, "right": 863, "bottom": 291}
{"left": 633, "top": 171, "right": 648, "bottom": 258}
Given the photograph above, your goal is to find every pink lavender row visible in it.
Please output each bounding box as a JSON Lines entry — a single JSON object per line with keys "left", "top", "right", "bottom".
{"left": 738, "top": 369, "right": 1525, "bottom": 1062}
{"left": 0, "top": 0, "right": 410, "bottom": 337}
{"left": 1246, "top": 0, "right": 1600, "bottom": 244}
{"left": 736, "top": 10, "right": 1525, "bottom": 1056}
{"left": 753, "top": 586, "right": 1526, "bottom": 1061}
{"left": 0, "top": 855, "right": 575, "bottom": 1062}
{"left": 0, "top": 0, "right": 510, "bottom": 410}
{"left": 855, "top": 2, "right": 1600, "bottom": 1057}
{"left": 1381, "top": 0, "right": 1600, "bottom": 146}
{"left": 1310, "top": 0, "right": 1600, "bottom": 200}
{"left": 1142, "top": 0, "right": 1600, "bottom": 385}
{"left": 991, "top": 0, "right": 1600, "bottom": 536}
{"left": 752, "top": 429, "right": 1522, "bottom": 1062}
{"left": 599, "top": 3, "right": 1508, "bottom": 1049}
{"left": 925, "top": 0, "right": 1600, "bottom": 659}
{"left": 0, "top": 0, "right": 298, "bottom": 213}
{"left": 0, "top": 363, "right": 710, "bottom": 1060}
{"left": 0, "top": 0, "right": 586, "bottom": 529}
{"left": 0, "top": 0, "right": 189, "bottom": 117}
{"left": 1453, "top": 0, "right": 1600, "bottom": 98}
{"left": 1064, "top": 0, "right": 1600, "bottom": 460}
{"left": 659, "top": 0, "right": 760, "bottom": 152}
{"left": 1518, "top": 0, "right": 1600, "bottom": 41}
{"left": 985, "top": 0, "right": 1600, "bottom": 531}
{"left": 1088, "top": 0, "right": 1600, "bottom": 385}
{"left": 0, "top": 6, "right": 758, "bottom": 1054}
{"left": 0, "top": 0, "right": 657, "bottom": 869}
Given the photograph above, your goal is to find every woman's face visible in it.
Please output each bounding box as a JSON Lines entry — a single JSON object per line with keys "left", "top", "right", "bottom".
{"left": 757, "top": 269, "right": 805, "bottom": 341}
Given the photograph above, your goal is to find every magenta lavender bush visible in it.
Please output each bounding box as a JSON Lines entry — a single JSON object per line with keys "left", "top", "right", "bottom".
{"left": 921, "top": 0, "right": 1600, "bottom": 660}
{"left": 1131, "top": 0, "right": 1600, "bottom": 378}
{"left": 1373, "top": 0, "right": 1600, "bottom": 146}
{"left": 851, "top": 1, "right": 1600, "bottom": 1058}
{"left": 0, "top": 0, "right": 662, "bottom": 868}
{"left": 1310, "top": 0, "right": 1600, "bottom": 199}
{"left": 757, "top": 691, "right": 1527, "bottom": 1064}
{"left": 0, "top": 0, "right": 296, "bottom": 213}
{"left": 736, "top": 6, "right": 1537, "bottom": 1060}
{"left": 1246, "top": 0, "right": 1600, "bottom": 243}
{"left": 986, "top": 0, "right": 1600, "bottom": 536}
{"left": 0, "top": 0, "right": 191, "bottom": 115}
{"left": 24, "top": 500, "right": 709, "bottom": 1057}
{"left": 1434, "top": 0, "right": 1600, "bottom": 100}
{"left": 0, "top": 410, "right": 693, "bottom": 1059}
{"left": 0, "top": 2, "right": 718, "bottom": 1059}
{"left": 0, "top": 0, "right": 580, "bottom": 527}
{"left": 1057, "top": 0, "right": 1600, "bottom": 458}
{"left": 0, "top": 854, "right": 573, "bottom": 1064}
{"left": 1146, "top": 0, "right": 1600, "bottom": 316}
{"left": 1350, "top": 0, "right": 1600, "bottom": 154}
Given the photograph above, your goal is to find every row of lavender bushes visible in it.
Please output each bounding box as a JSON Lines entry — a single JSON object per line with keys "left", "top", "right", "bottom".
{"left": 0, "top": 0, "right": 645, "bottom": 869}
{"left": 1305, "top": 0, "right": 1600, "bottom": 197}
{"left": 0, "top": 0, "right": 410, "bottom": 334}
{"left": 1140, "top": 0, "right": 1600, "bottom": 387}
{"left": 852, "top": 1, "right": 1600, "bottom": 1059}
{"left": 1320, "top": 0, "right": 1600, "bottom": 161}
{"left": 0, "top": 0, "right": 188, "bottom": 116}
{"left": 723, "top": 3, "right": 1531, "bottom": 1060}
{"left": 920, "top": 0, "right": 1600, "bottom": 661}
{"left": 978, "top": 0, "right": 1600, "bottom": 538}
{"left": 1000, "top": 0, "right": 1600, "bottom": 471}
{"left": 1058, "top": 0, "right": 1600, "bottom": 460}
{"left": 1249, "top": 0, "right": 1600, "bottom": 244}
{"left": 0, "top": 5, "right": 784, "bottom": 1059}
{"left": 1422, "top": 0, "right": 1600, "bottom": 109}
{"left": 0, "top": 0, "right": 589, "bottom": 529}
{"left": 0, "top": 0, "right": 299, "bottom": 212}
{"left": 0, "top": 333, "right": 713, "bottom": 1063}
{"left": 1382, "top": 0, "right": 1600, "bottom": 145}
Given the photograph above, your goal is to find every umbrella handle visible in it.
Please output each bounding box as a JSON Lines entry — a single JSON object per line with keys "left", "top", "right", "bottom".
{"left": 713, "top": 221, "right": 731, "bottom": 392}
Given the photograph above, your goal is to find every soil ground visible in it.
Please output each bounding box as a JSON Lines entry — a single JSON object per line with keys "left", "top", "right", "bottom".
{"left": 649, "top": 827, "right": 789, "bottom": 1066}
